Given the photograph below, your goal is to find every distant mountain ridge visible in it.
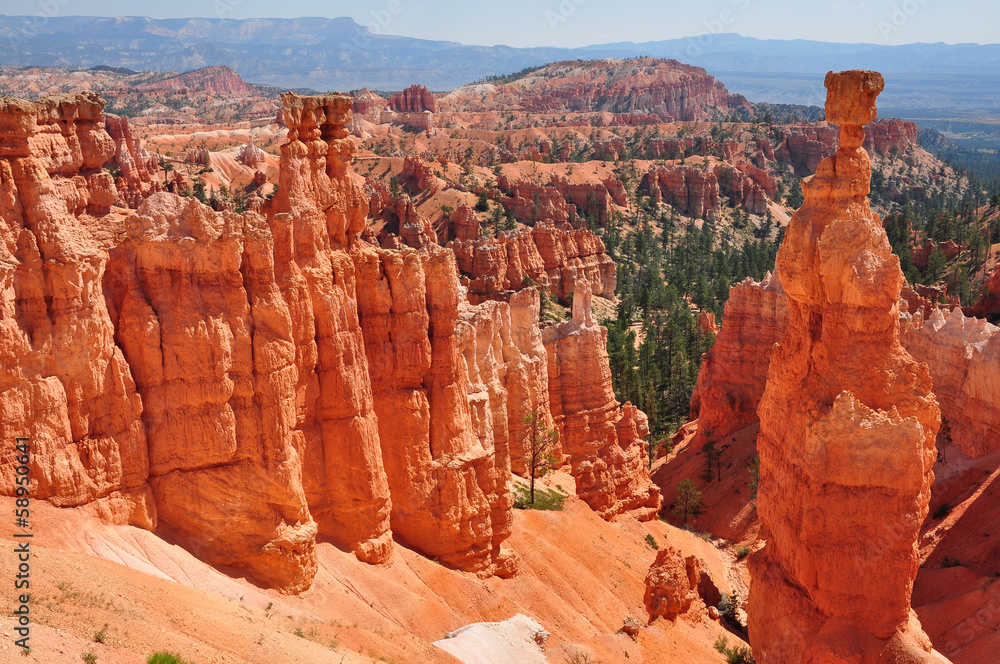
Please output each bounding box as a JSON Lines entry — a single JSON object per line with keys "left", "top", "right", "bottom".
{"left": 1, "top": 16, "right": 999, "bottom": 114}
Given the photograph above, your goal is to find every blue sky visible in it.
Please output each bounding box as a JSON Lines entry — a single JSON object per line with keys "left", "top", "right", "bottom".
{"left": 1, "top": 0, "right": 994, "bottom": 47}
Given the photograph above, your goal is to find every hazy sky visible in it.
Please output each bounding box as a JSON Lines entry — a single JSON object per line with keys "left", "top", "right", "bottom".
{"left": 1, "top": 0, "right": 995, "bottom": 47}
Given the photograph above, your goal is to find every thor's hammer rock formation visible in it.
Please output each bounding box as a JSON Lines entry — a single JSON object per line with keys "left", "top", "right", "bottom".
{"left": 748, "top": 71, "right": 949, "bottom": 663}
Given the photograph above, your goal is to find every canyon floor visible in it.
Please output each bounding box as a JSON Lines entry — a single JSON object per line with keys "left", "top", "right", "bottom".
{"left": 0, "top": 471, "right": 746, "bottom": 664}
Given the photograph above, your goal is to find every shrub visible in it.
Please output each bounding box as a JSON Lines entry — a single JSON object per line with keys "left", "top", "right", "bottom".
{"left": 82, "top": 654, "right": 98, "bottom": 664}
{"left": 718, "top": 593, "right": 744, "bottom": 630}
{"left": 147, "top": 653, "right": 191, "bottom": 664}
{"left": 933, "top": 503, "right": 952, "bottom": 520}
{"left": 645, "top": 533, "right": 659, "bottom": 550}
{"left": 564, "top": 653, "right": 598, "bottom": 664}
{"left": 513, "top": 483, "right": 566, "bottom": 511}
{"left": 735, "top": 545, "right": 751, "bottom": 560}
{"left": 94, "top": 623, "right": 108, "bottom": 643}
{"left": 714, "top": 636, "right": 755, "bottom": 664}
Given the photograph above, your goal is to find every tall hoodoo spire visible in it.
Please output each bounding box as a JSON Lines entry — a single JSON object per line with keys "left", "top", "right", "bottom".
{"left": 748, "top": 71, "right": 949, "bottom": 663}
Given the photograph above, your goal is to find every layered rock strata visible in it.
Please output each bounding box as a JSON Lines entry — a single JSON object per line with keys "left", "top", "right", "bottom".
{"left": 353, "top": 247, "right": 520, "bottom": 577}
{"left": 689, "top": 272, "right": 787, "bottom": 443}
{"left": 901, "top": 307, "right": 1000, "bottom": 459}
{"left": 640, "top": 165, "right": 720, "bottom": 221}
{"left": 449, "top": 223, "right": 616, "bottom": 303}
{"left": 0, "top": 93, "right": 153, "bottom": 529}
{"left": 104, "top": 113, "right": 160, "bottom": 207}
{"left": 749, "top": 71, "right": 944, "bottom": 662}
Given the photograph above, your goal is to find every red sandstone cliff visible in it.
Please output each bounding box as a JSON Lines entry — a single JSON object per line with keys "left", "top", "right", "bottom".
{"left": 104, "top": 113, "right": 161, "bottom": 207}
{"left": 689, "top": 272, "right": 787, "bottom": 443}
{"left": 1, "top": 91, "right": 657, "bottom": 595}
{"left": 901, "top": 307, "right": 1000, "bottom": 459}
{"left": 449, "top": 223, "right": 616, "bottom": 303}
{"left": 138, "top": 65, "right": 255, "bottom": 97}
{"left": 749, "top": 70, "right": 944, "bottom": 662}
{"left": 0, "top": 93, "right": 153, "bottom": 531}
{"left": 641, "top": 165, "right": 720, "bottom": 220}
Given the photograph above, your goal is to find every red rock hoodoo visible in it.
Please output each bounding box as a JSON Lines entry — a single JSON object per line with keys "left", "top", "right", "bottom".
{"left": 644, "top": 547, "right": 712, "bottom": 623}
{"left": 543, "top": 280, "right": 662, "bottom": 521}
{"left": 104, "top": 113, "right": 161, "bottom": 207}
{"left": 749, "top": 71, "right": 946, "bottom": 662}
{"left": 390, "top": 84, "right": 436, "bottom": 114}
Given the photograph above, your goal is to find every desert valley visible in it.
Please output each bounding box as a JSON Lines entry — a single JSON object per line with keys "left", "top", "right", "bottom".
{"left": 1, "top": 13, "right": 1000, "bottom": 664}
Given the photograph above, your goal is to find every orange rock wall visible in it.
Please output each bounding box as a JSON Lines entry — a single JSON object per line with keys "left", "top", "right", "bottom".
{"left": 450, "top": 223, "right": 616, "bottom": 303}
{"left": 689, "top": 272, "right": 787, "bottom": 444}
{"left": 0, "top": 93, "right": 153, "bottom": 531}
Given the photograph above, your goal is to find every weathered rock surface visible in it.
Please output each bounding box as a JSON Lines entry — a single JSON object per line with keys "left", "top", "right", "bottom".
{"left": 236, "top": 139, "right": 267, "bottom": 169}
{"left": 354, "top": 247, "right": 517, "bottom": 577}
{"left": 108, "top": 193, "right": 318, "bottom": 592}
{"left": 640, "top": 165, "right": 720, "bottom": 220}
{"left": 449, "top": 203, "right": 481, "bottom": 242}
{"left": 775, "top": 123, "right": 840, "bottom": 177}
{"left": 450, "top": 224, "right": 616, "bottom": 303}
{"left": 749, "top": 70, "right": 944, "bottom": 663}
{"left": 689, "top": 272, "right": 787, "bottom": 444}
{"left": 390, "top": 84, "right": 436, "bottom": 113}
{"left": 399, "top": 156, "right": 443, "bottom": 196}
{"left": 864, "top": 118, "right": 920, "bottom": 156}
{"left": 644, "top": 547, "right": 712, "bottom": 622}
{"left": 901, "top": 307, "right": 1000, "bottom": 459}
{"left": 269, "top": 92, "right": 394, "bottom": 567}
{"left": 104, "top": 113, "right": 160, "bottom": 208}
{"left": 1, "top": 90, "right": 662, "bottom": 596}
{"left": 777, "top": 118, "right": 919, "bottom": 176}
{"left": 498, "top": 175, "right": 574, "bottom": 225}
{"left": 0, "top": 93, "right": 154, "bottom": 530}
{"left": 543, "top": 281, "right": 662, "bottom": 521}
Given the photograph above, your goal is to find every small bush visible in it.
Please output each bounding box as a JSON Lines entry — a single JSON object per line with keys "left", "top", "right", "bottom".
{"left": 564, "top": 653, "right": 599, "bottom": 664}
{"left": 718, "top": 593, "right": 744, "bottom": 629}
{"left": 82, "top": 654, "right": 98, "bottom": 664}
{"left": 933, "top": 503, "right": 952, "bottom": 520}
{"left": 715, "top": 636, "right": 755, "bottom": 664}
{"left": 147, "top": 653, "right": 191, "bottom": 664}
{"left": 735, "top": 545, "right": 751, "bottom": 560}
{"left": 94, "top": 623, "right": 108, "bottom": 643}
{"left": 645, "top": 533, "right": 659, "bottom": 550}
{"left": 512, "top": 483, "right": 567, "bottom": 511}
